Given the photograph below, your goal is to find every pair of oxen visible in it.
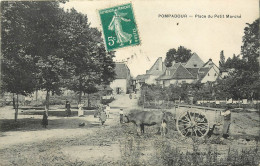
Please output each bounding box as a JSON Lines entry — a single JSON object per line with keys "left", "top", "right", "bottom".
{"left": 122, "top": 109, "right": 175, "bottom": 136}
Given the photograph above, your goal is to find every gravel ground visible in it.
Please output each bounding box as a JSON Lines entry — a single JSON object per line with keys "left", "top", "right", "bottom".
{"left": 0, "top": 94, "right": 259, "bottom": 165}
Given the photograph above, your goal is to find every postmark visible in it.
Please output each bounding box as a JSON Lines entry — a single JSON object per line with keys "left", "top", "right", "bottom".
{"left": 99, "top": 3, "right": 140, "bottom": 51}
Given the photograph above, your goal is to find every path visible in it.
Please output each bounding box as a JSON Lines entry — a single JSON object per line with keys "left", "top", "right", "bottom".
{"left": 0, "top": 93, "right": 140, "bottom": 149}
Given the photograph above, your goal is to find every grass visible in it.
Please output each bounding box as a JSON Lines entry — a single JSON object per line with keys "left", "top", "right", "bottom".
{"left": 154, "top": 137, "right": 260, "bottom": 166}
{"left": 1, "top": 107, "right": 259, "bottom": 166}
{"left": 1, "top": 124, "right": 259, "bottom": 166}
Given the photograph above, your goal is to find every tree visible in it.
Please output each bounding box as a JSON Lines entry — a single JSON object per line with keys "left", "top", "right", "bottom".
{"left": 224, "top": 54, "right": 246, "bottom": 71}
{"left": 2, "top": 1, "right": 71, "bottom": 116}
{"left": 1, "top": 2, "right": 39, "bottom": 121}
{"left": 219, "top": 50, "right": 225, "bottom": 70}
{"left": 241, "top": 19, "right": 259, "bottom": 72}
{"left": 25, "top": 1, "right": 68, "bottom": 111}
{"left": 63, "top": 9, "right": 115, "bottom": 105}
{"left": 214, "top": 19, "right": 260, "bottom": 100}
{"left": 164, "top": 46, "right": 192, "bottom": 67}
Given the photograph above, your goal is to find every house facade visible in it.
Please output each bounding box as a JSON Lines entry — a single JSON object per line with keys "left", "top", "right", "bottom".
{"left": 110, "top": 63, "right": 132, "bottom": 94}
{"left": 155, "top": 55, "right": 220, "bottom": 87}
{"left": 157, "top": 63, "right": 197, "bottom": 87}
{"left": 136, "top": 57, "right": 166, "bottom": 88}
{"left": 199, "top": 59, "right": 220, "bottom": 83}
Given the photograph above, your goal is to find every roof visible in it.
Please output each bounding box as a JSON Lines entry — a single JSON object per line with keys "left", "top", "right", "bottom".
{"left": 203, "top": 59, "right": 218, "bottom": 68}
{"left": 157, "top": 63, "right": 196, "bottom": 80}
{"left": 186, "top": 68, "right": 200, "bottom": 77}
{"left": 146, "top": 57, "right": 166, "bottom": 76}
{"left": 114, "top": 63, "right": 130, "bottom": 79}
{"left": 197, "top": 67, "right": 211, "bottom": 81}
{"left": 136, "top": 74, "right": 150, "bottom": 82}
{"left": 185, "top": 53, "right": 205, "bottom": 68}
{"left": 97, "top": 85, "right": 113, "bottom": 91}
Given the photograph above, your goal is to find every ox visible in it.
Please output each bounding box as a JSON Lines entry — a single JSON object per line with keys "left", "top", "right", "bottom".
{"left": 123, "top": 109, "right": 175, "bottom": 136}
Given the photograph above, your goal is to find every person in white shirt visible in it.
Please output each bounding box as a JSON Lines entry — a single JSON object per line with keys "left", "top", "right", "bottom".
{"left": 78, "top": 103, "right": 84, "bottom": 117}
{"left": 221, "top": 106, "right": 232, "bottom": 139}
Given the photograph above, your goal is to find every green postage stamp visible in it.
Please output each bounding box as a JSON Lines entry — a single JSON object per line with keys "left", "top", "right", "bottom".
{"left": 99, "top": 3, "right": 140, "bottom": 51}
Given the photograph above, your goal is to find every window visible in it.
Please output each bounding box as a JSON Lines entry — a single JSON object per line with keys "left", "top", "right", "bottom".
{"left": 194, "top": 64, "right": 197, "bottom": 67}
{"left": 214, "top": 73, "right": 217, "bottom": 76}
{"left": 208, "top": 73, "right": 210, "bottom": 76}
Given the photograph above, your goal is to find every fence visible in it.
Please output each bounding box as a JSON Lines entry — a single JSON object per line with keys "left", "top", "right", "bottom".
{"left": 143, "top": 98, "right": 260, "bottom": 109}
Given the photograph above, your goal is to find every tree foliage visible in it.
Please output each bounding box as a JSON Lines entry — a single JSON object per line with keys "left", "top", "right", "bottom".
{"left": 215, "top": 19, "right": 260, "bottom": 100}
{"left": 241, "top": 19, "right": 259, "bottom": 72}
{"left": 62, "top": 9, "right": 115, "bottom": 104}
{"left": 1, "top": 2, "right": 116, "bottom": 116}
{"left": 164, "top": 46, "right": 193, "bottom": 67}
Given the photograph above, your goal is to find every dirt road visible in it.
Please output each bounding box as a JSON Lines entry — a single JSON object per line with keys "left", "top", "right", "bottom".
{"left": 0, "top": 93, "right": 140, "bottom": 149}
{"left": 0, "top": 94, "right": 259, "bottom": 165}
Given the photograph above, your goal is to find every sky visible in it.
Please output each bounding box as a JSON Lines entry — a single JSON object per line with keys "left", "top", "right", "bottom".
{"left": 61, "top": 0, "right": 259, "bottom": 77}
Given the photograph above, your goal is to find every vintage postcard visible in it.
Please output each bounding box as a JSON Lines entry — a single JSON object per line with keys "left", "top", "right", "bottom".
{"left": 0, "top": 0, "right": 259, "bottom": 165}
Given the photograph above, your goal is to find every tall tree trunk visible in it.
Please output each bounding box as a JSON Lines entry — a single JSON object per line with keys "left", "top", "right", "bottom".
{"left": 36, "top": 90, "right": 38, "bottom": 106}
{"left": 79, "top": 90, "right": 82, "bottom": 104}
{"left": 14, "top": 94, "right": 18, "bottom": 122}
{"left": 88, "top": 93, "right": 90, "bottom": 107}
{"left": 45, "top": 90, "right": 50, "bottom": 114}
{"left": 13, "top": 93, "right": 15, "bottom": 109}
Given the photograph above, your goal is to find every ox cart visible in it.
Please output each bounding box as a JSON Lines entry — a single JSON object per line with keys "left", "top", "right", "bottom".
{"left": 176, "top": 110, "right": 210, "bottom": 138}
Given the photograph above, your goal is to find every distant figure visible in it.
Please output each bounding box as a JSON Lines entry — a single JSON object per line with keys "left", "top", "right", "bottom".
{"left": 221, "top": 106, "right": 232, "bottom": 139}
{"left": 129, "top": 93, "right": 132, "bottom": 99}
{"left": 78, "top": 103, "right": 84, "bottom": 117}
{"left": 105, "top": 104, "right": 110, "bottom": 118}
{"left": 160, "top": 119, "right": 167, "bottom": 136}
{"left": 42, "top": 111, "right": 48, "bottom": 128}
{"left": 120, "top": 109, "right": 124, "bottom": 123}
{"left": 65, "top": 100, "right": 71, "bottom": 117}
{"left": 99, "top": 110, "right": 107, "bottom": 125}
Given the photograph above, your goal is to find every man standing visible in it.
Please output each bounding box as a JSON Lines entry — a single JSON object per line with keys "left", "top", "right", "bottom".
{"left": 120, "top": 108, "right": 124, "bottom": 123}
{"left": 65, "top": 100, "right": 71, "bottom": 117}
{"left": 221, "top": 106, "right": 232, "bottom": 139}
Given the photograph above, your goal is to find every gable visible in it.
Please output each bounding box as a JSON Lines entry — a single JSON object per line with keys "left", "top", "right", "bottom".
{"left": 114, "top": 63, "right": 130, "bottom": 79}
{"left": 146, "top": 57, "right": 166, "bottom": 76}
{"left": 185, "top": 53, "right": 204, "bottom": 68}
{"left": 200, "top": 67, "right": 219, "bottom": 83}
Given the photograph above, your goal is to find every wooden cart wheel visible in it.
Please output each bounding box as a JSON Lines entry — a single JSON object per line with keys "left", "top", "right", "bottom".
{"left": 176, "top": 110, "right": 209, "bottom": 138}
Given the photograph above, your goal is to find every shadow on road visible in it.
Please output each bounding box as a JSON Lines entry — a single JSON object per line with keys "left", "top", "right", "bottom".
{"left": 0, "top": 110, "right": 102, "bottom": 134}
